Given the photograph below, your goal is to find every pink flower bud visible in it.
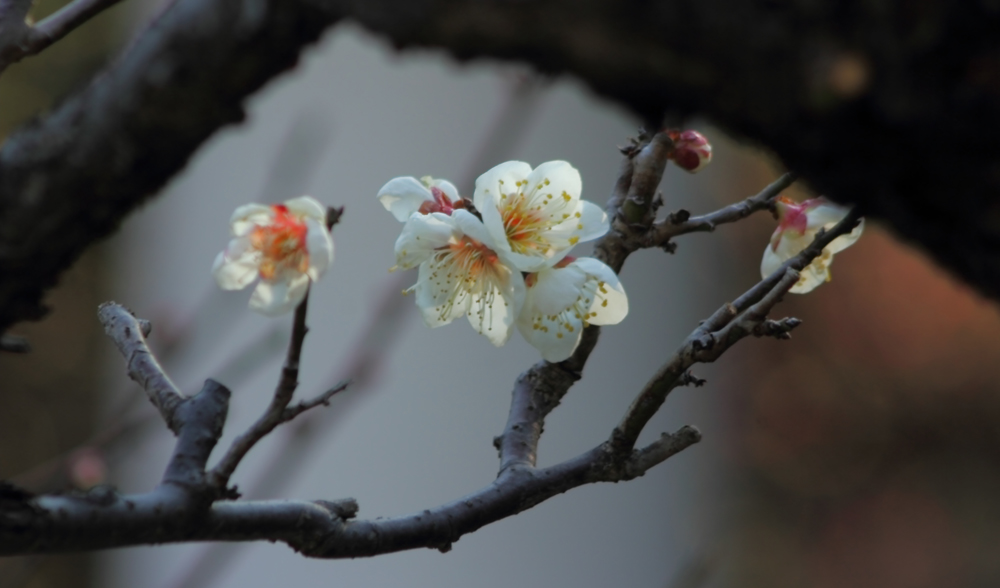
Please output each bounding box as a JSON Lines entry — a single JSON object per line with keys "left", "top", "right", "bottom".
{"left": 667, "top": 130, "right": 713, "bottom": 173}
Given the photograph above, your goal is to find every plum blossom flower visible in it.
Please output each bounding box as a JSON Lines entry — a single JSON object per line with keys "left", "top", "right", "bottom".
{"left": 473, "top": 161, "right": 608, "bottom": 272}
{"left": 667, "top": 129, "right": 712, "bottom": 173}
{"left": 760, "top": 196, "right": 863, "bottom": 294}
{"left": 393, "top": 209, "right": 525, "bottom": 346}
{"left": 377, "top": 175, "right": 462, "bottom": 222}
{"left": 213, "top": 196, "right": 334, "bottom": 315}
{"left": 517, "top": 257, "right": 628, "bottom": 362}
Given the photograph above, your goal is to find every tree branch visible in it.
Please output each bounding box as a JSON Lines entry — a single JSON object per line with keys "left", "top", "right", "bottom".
{"left": 0, "top": 0, "right": 126, "bottom": 72}
{"left": 645, "top": 172, "right": 796, "bottom": 248}
{"left": 98, "top": 302, "right": 186, "bottom": 433}
{"left": 610, "top": 209, "right": 862, "bottom": 454}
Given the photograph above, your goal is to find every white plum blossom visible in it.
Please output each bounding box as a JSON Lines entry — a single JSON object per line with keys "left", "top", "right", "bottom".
{"left": 760, "top": 196, "right": 864, "bottom": 294}
{"left": 378, "top": 162, "right": 630, "bottom": 359}
{"left": 212, "top": 196, "right": 334, "bottom": 316}
{"left": 377, "top": 175, "right": 462, "bottom": 222}
{"left": 393, "top": 209, "right": 525, "bottom": 346}
{"left": 473, "top": 160, "right": 608, "bottom": 272}
{"left": 517, "top": 257, "right": 628, "bottom": 362}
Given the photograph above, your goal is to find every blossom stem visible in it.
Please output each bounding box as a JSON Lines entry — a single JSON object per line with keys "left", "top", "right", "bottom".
{"left": 208, "top": 288, "right": 311, "bottom": 491}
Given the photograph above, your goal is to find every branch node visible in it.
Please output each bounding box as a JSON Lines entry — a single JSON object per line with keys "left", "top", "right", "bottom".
{"left": 315, "top": 498, "right": 359, "bottom": 520}
{"left": 678, "top": 371, "right": 707, "bottom": 387}
{"left": 667, "top": 209, "right": 690, "bottom": 224}
{"left": 752, "top": 317, "right": 802, "bottom": 339}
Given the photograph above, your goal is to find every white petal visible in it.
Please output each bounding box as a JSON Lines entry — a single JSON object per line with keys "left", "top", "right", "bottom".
{"left": 395, "top": 212, "right": 456, "bottom": 269}
{"left": 284, "top": 196, "right": 328, "bottom": 222}
{"left": 378, "top": 177, "right": 434, "bottom": 222}
{"left": 213, "top": 237, "right": 259, "bottom": 290}
{"left": 760, "top": 234, "right": 786, "bottom": 280}
{"left": 525, "top": 160, "right": 581, "bottom": 204}
{"left": 304, "top": 217, "right": 334, "bottom": 280}
{"left": 574, "top": 258, "right": 628, "bottom": 325}
{"left": 517, "top": 315, "right": 583, "bottom": 362}
{"left": 415, "top": 261, "right": 467, "bottom": 327}
{"left": 790, "top": 259, "right": 830, "bottom": 294}
{"left": 473, "top": 160, "right": 532, "bottom": 211}
{"left": 230, "top": 204, "right": 272, "bottom": 237}
{"left": 477, "top": 197, "right": 516, "bottom": 258}
{"left": 804, "top": 202, "right": 849, "bottom": 230}
{"left": 249, "top": 275, "right": 310, "bottom": 316}
{"left": 526, "top": 265, "right": 588, "bottom": 315}
{"left": 825, "top": 217, "right": 864, "bottom": 254}
{"left": 466, "top": 269, "right": 525, "bottom": 346}
{"left": 573, "top": 200, "right": 610, "bottom": 244}
{"left": 452, "top": 209, "right": 501, "bottom": 250}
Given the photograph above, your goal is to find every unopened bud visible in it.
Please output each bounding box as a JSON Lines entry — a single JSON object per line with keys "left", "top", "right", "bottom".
{"left": 667, "top": 130, "right": 712, "bottom": 173}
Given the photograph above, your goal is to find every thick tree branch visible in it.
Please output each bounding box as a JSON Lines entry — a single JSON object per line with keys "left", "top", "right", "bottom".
{"left": 0, "top": 426, "right": 697, "bottom": 556}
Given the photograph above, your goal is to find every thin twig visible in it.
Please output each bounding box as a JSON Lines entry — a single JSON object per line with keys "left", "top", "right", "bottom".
{"left": 280, "top": 380, "right": 350, "bottom": 422}
{"left": 645, "top": 172, "right": 796, "bottom": 247}
{"left": 208, "top": 290, "right": 311, "bottom": 490}
{"left": 98, "top": 302, "right": 186, "bottom": 433}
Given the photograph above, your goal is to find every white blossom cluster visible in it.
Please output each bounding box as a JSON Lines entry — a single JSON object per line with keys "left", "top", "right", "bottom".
{"left": 378, "top": 161, "right": 628, "bottom": 362}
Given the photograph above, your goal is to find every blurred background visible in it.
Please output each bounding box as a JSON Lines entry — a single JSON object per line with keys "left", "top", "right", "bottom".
{"left": 2, "top": 3, "right": 1000, "bottom": 588}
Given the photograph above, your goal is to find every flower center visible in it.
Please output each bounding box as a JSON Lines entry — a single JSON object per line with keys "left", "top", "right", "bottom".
{"left": 499, "top": 182, "right": 577, "bottom": 255}
{"left": 250, "top": 204, "right": 309, "bottom": 281}
{"left": 426, "top": 236, "right": 509, "bottom": 326}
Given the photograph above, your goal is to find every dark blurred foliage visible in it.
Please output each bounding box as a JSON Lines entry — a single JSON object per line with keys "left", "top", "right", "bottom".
{"left": 717, "top": 183, "right": 1000, "bottom": 587}
{"left": 0, "top": 1, "right": 121, "bottom": 585}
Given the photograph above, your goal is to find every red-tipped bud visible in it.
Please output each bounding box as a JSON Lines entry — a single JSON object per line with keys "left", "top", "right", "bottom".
{"left": 667, "top": 130, "right": 712, "bottom": 173}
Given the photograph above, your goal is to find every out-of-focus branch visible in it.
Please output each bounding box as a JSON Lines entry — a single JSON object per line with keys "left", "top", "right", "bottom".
{"left": 98, "top": 302, "right": 185, "bottom": 433}
{"left": 0, "top": 0, "right": 125, "bottom": 72}
{"left": 0, "top": 333, "right": 29, "bottom": 353}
